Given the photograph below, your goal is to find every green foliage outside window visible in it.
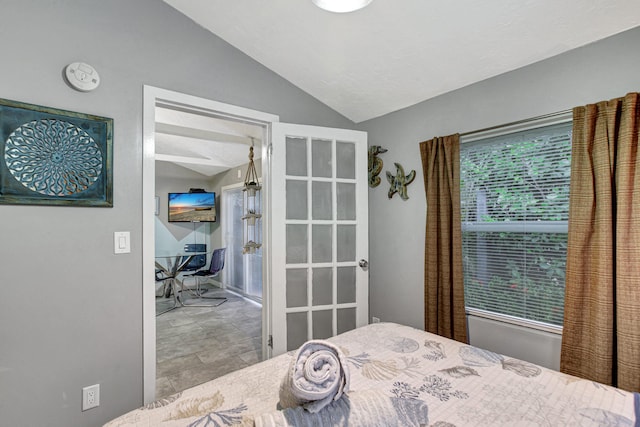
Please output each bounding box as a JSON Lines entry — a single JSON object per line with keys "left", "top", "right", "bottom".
{"left": 462, "top": 232, "right": 567, "bottom": 325}
{"left": 461, "top": 125, "right": 572, "bottom": 327}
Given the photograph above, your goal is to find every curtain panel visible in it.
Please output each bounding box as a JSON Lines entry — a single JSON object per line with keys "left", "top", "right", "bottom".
{"left": 560, "top": 92, "right": 640, "bottom": 391}
{"left": 419, "top": 134, "right": 468, "bottom": 343}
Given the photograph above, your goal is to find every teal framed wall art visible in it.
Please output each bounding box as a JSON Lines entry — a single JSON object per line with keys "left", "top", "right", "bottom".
{"left": 0, "top": 98, "right": 113, "bottom": 207}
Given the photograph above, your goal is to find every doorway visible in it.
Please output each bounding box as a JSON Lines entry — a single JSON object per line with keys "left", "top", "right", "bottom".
{"left": 142, "top": 86, "right": 278, "bottom": 403}
{"left": 143, "top": 86, "right": 371, "bottom": 403}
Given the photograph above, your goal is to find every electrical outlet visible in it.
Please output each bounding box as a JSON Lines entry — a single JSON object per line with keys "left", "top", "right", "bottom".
{"left": 372, "top": 317, "right": 381, "bottom": 323}
{"left": 82, "top": 384, "right": 100, "bottom": 411}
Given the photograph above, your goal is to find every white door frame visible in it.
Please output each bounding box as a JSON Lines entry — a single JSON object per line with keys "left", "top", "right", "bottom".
{"left": 142, "top": 86, "right": 278, "bottom": 403}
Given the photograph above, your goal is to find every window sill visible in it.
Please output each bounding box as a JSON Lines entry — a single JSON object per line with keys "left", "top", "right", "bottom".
{"left": 466, "top": 308, "right": 563, "bottom": 335}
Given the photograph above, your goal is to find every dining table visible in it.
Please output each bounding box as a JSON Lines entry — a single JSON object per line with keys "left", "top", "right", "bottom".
{"left": 155, "top": 251, "right": 209, "bottom": 315}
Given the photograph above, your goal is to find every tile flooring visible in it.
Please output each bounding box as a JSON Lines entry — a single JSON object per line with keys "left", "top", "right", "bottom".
{"left": 155, "top": 286, "right": 262, "bottom": 399}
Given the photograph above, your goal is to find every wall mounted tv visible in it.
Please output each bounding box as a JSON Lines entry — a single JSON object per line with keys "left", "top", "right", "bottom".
{"left": 168, "top": 192, "right": 216, "bottom": 223}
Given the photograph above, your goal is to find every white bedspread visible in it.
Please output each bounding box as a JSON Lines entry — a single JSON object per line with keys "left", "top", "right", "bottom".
{"left": 105, "top": 322, "right": 639, "bottom": 427}
{"left": 254, "top": 390, "right": 428, "bottom": 427}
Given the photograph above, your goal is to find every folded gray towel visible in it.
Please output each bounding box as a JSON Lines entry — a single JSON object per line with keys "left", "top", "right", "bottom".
{"left": 254, "top": 390, "right": 430, "bottom": 427}
{"left": 278, "top": 340, "right": 349, "bottom": 413}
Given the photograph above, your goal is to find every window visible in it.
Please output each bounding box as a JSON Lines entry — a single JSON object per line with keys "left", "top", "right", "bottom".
{"left": 460, "top": 116, "right": 572, "bottom": 330}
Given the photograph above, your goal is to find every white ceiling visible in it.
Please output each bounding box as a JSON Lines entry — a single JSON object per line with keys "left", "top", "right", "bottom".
{"left": 165, "top": 0, "right": 640, "bottom": 123}
{"left": 155, "top": 105, "right": 263, "bottom": 178}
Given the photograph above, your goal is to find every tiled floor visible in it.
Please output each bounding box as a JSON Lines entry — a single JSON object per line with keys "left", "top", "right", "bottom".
{"left": 155, "top": 286, "right": 262, "bottom": 399}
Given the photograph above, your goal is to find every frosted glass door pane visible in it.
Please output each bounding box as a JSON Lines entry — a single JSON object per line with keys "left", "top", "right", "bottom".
{"left": 312, "top": 139, "right": 332, "bottom": 178}
{"left": 286, "top": 137, "right": 307, "bottom": 176}
{"left": 337, "top": 266, "right": 356, "bottom": 303}
{"left": 313, "top": 310, "right": 333, "bottom": 339}
{"left": 312, "top": 182, "right": 332, "bottom": 220}
{"left": 312, "top": 225, "right": 332, "bottom": 263}
{"left": 287, "top": 312, "right": 308, "bottom": 351}
{"left": 312, "top": 267, "right": 332, "bottom": 306}
{"left": 337, "top": 225, "right": 356, "bottom": 262}
{"left": 337, "top": 183, "right": 356, "bottom": 220}
{"left": 286, "top": 269, "right": 308, "bottom": 308}
{"left": 336, "top": 141, "right": 355, "bottom": 179}
{"left": 286, "top": 180, "right": 307, "bottom": 220}
{"left": 337, "top": 308, "right": 356, "bottom": 334}
{"left": 247, "top": 251, "right": 262, "bottom": 298}
{"left": 286, "top": 224, "right": 308, "bottom": 264}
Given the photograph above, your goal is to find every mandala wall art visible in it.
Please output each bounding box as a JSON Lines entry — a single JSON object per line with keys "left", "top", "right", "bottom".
{"left": 0, "top": 98, "right": 113, "bottom": 207}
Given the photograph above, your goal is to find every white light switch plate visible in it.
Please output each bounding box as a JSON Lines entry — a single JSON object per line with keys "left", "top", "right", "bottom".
{"left": 114, "top": 231, "right": 130, "bottom": 254}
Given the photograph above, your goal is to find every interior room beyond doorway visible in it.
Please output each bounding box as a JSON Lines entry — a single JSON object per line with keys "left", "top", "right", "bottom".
{"left": 153, "top": 101, "right": 266, "bottom": 398}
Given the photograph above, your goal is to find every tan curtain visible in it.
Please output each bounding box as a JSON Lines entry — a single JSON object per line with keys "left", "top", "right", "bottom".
{"left": 560, "top": 92, "right": 640, "bottom": 391}
{"left": 419, "top": 134, "right": 467, "bottom": 343}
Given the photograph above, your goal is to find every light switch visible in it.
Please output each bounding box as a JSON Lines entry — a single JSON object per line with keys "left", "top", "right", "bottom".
{"left": 114, "top": 231, "right": 130, "bottom": 254}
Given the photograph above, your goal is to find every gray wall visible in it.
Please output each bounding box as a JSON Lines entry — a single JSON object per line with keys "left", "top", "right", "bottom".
{"left": 0, "top": 1, "right": 352, "bottom": 426}
{"left": 359, "top": 27, "right": 640, "bottom": 359}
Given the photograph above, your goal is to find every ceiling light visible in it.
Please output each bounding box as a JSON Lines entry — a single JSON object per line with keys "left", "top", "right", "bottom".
{"left": 312, "top": 0, "right": 373, "bottom": 13}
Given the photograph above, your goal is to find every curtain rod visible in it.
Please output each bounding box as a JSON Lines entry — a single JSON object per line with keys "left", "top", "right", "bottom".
{"left": 459, "top": 109, "right": 572, "bottom": 138}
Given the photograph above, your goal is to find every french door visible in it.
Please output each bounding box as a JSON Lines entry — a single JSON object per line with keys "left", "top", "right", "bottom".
{"left": 270, "top": 123, "right": 369, "bottom": 355}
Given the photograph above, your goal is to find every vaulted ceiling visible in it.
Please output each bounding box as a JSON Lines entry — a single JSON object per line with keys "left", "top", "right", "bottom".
{"left": 157, "top": 0, "right": 640, "bottom": 177}
{"left": 164, "top": 0, "right": 640, "bottom": 123}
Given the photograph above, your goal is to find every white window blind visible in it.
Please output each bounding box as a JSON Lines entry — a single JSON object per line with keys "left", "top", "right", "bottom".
{"left": 460, "top": 119, "right": 572, "bottom": 329}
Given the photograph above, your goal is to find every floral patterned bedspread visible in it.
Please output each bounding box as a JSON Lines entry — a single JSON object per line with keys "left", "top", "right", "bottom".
{"left": 105, "top": 322, "right": 638, "bottom": 426}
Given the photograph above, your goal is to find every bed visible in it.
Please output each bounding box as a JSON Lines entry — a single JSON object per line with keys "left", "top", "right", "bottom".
{"left": 105, "top": 322, "right": 639, "bottom": 426}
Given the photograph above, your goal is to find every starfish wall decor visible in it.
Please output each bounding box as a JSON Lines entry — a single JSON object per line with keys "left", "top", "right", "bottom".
{"left": 386, "top": 162, "right": 416, "bottom": 201}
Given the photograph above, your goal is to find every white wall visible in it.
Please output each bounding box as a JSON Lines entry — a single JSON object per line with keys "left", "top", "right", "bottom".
{"left": 0, "top": 2, "right": 353, "bottom": 426}
{"left": 359, "top": 26, "right": 640, "bottom": 366}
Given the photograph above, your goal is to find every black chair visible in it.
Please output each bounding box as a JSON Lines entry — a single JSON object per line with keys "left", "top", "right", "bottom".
{"left": 155, "top": 268, "right": 173, "bottom": 298}
{"left": 180, "top": 247, "right": 227, "bottom": 306}
{"left": 180, "top": 243, "right": 207, "bottom": 272}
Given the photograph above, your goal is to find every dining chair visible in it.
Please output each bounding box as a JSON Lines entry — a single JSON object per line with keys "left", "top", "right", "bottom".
{"left": 155, "top": 268, "right": 173, "bottom": 298}
{"left": 180, "top": 243, "right": 207, "bottom": 272}
{"left": 180, "top": 247, "right": 227, "bottom": 306}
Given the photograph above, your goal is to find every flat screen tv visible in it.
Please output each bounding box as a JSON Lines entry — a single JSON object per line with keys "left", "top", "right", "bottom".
{"left": 168, "top": 192, "right": 216, "bottom": 223}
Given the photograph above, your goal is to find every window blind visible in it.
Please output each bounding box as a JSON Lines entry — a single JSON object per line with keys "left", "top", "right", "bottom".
{"left": 460, "top": 120, "right": 573, "bottom": 329}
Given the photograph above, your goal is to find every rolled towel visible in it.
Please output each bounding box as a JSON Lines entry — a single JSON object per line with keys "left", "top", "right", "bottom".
{"left": 279, "top": 340, "right": 349, "bottom": 413}
{"left": 254, "top": 390, "right": 429, "bottom": 427}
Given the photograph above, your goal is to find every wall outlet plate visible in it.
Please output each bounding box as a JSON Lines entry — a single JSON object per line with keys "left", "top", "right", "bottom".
{"left": 82, "top": 384, "right": 100, "bottom": 411}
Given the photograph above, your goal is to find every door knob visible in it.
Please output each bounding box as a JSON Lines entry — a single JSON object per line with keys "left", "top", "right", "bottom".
{"left": 359, "top": 259, "right": 369, "bottom": 269}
